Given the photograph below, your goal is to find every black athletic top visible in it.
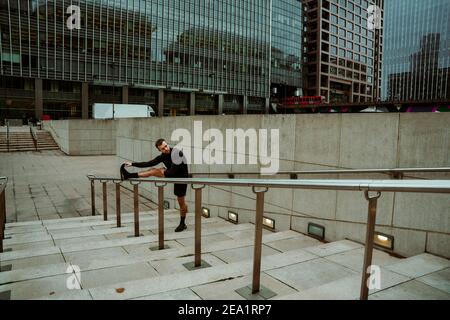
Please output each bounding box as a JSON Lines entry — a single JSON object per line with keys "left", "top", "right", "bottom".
{"left": 132, "top": 148, "right": 189, "bottom": 178}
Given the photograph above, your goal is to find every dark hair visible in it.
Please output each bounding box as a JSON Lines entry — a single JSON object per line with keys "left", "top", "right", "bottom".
{"left": 155, "top": 138, "right": 166, "bottom": 149}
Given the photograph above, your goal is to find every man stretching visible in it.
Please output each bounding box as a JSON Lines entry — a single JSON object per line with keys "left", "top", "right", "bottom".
{"left": 120, "top": 139, "right": 189, "bottom": 232}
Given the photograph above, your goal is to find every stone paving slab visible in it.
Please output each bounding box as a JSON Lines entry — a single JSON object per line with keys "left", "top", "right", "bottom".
{"left": 274, "top": 266, "right": 411, "bottom": 300}
{"left": 0, "top": 263, "right": 70, "bottom": 286}
{"left": 63, "top": 247, "right": 130, "bottom": 271}
{"left": 266, "top": 257, "right": 357, "bottom": 291}
{"left": 32, "top": 290, "right": 93, "bottom": 300}
{"left": 4, "top": 233, "right": 52, "bottom": 246}
{"left": 132, "top": 288, "right": 200, "bottom": 300}
{"left": 54, "top": 235, "right": 108, "bottom": 247}
{"left": 150, "top": 253, "right": 226, "bottom": 276}
{"left": 122, "top": 240, "right": 184, "bottom": 255}
{"left": 0, "top": 246, "right": 61, "bottom": 261}
{"left": 225, "top": 228, "right": 272, "bottom": 241}
{"left": 175, "top": 233, "right": 233, "bottom": 247}
{"left": 5, "top": 240, "right": 55, "bottom": 252}
{"left": 369, "top": 280, "right": 450, "bottom": 300}
{"left": 303, "top": 239, "right": 363, "bottom": 257}
{"left": 416, "top": 268, "right": 450, "bottom": 294}
{"left": 78, "top": 262, "right": 160, "bottom": 289}
{"left": 384, "top": 253, "right": 450, "bottom": 278}
{"left": 191, "top": 273, "right": 298, "bottom": 300}
{"left": 324, "top": 247, "right": 401, "bottom": 272}
{"left": 0, "top": 273, "right": 81, "bottom": 300}
{"left": 265, "top": 235, "right": 322, "bottom": 252}
{"left": 0, "top": 254, "right": 65, "bottom": 272}
{"left": 212, "top": 245, "right": 281, "bottom": 264}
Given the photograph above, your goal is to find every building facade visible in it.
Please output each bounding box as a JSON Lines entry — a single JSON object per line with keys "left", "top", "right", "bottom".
{"left": 0, "top": 0, "right": 279, "bottom": 120}
{"left": 382, "top": 0, "right": 450, "bottom": 101}
{"left": 303, "top": 0, "right": 383, "bottom": 103}
{"left": 270, "top": 0, "right": 303, "bottom": 106}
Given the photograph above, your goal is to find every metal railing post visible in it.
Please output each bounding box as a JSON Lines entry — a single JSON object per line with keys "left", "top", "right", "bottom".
{"left": 90, "top": 179, "right": 96, "bottom": 216}
{"left": 360, "top": 190, "right": 381, "bottom": 300}
{"left": 156, "top": 183, "right": 167, "bottom": 250}
{"left": 115, "top": 182, "right": 121, "bottom": 228}
{"left": 133, "top": 183, "right": 140, "bottom": 237}
{"left": 102, "top": 181, "right": 108, "bottom": 221}
{"left": 193, "top": 185, "right": 205, "bottom": 267}
{"left": 252, "top": 186, "right": 268, "bottom": 294}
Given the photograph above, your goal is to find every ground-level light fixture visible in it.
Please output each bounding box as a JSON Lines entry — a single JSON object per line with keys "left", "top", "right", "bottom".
{"left": 262, "top": 217, "right": 275, "bottom": 230}
{"left": 202, "top": 207, "right": 210, "bottom": 218}
{"left": 307, "top": 222, "right": 325, "bottom": 240}
{"left": 163, "top": 200, "right": 170, "bottom": 209}
{"left": 374, "top": 232, "right": 394, "bottom": 250}
{"left": 228, "top": 211, "right": 238, "bottom": 224}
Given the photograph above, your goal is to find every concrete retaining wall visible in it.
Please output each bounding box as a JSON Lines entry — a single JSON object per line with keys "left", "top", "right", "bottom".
{"left": 44, "top": 119, "right": 116, "bottom": 155}
{"left": 115, "top": 113, "right": 450, "bottom": 259}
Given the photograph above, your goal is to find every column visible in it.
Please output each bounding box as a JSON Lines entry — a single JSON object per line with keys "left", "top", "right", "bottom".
{"left": 158, "top": 89, "right": 164, "bottom": 117}
{"left": 122, "top": 85, "right": 129, "bottom": 104}
{"left": 82, "top": 82, "right": 89, "bottom": 119}
{"left": 35, "top": 78, "right": 43, "bottom": 119}
{"left": 243, "top": 95, "right": 248, "bottom": 114}
{"left": 189, "top": 92, "right": 195, "bottom": 116}
{"left": 265, "top": 97, "right": 270, "bottom": 115}
{"left": 218, "top": 94, "right": 224, "bottom": 115}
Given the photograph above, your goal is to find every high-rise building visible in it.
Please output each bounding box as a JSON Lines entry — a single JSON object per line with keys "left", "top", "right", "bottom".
{"left": 270, "top": 0, "right": 304, "bottom": 105}
{"left": 1, "top": 0, "right": 282, "bottom": 120}
{"left": 382, "top": 0, "right": 450, "bottom": 101}
{"left": 303, "top": 0, "right": 383, "bottom": 103}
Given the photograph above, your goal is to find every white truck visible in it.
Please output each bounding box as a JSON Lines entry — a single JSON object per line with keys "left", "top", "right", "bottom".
{"left": 92, "top": 103, "right": 156, "bottom": 119}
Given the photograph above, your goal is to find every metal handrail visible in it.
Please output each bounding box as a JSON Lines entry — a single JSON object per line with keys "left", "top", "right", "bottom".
{"left": 86, "top": 174, "right": 450, "bottom": 300}
{"left": 191, "top": 167, "right": 450, "bottom": 179}
{"left": 0, "top": 176, "right": 8, "bottom": 253}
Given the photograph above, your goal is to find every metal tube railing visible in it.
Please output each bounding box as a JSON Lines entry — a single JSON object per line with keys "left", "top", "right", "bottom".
{"left": 191, "top": 167, "right": 450, "bottom": 180}
{"left": 86, "top": 174, "right": 450, "bottom": 300}
{"left": 0, "top": 176, "right": 8, "bottom": 253}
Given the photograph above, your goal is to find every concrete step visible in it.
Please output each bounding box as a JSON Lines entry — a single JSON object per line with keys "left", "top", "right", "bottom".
{"left": 0, "top": 218, "right": 254, "bottom": 261}
{"left": 0, "top": 230, "right": 318, "bottom": 300}
{"left": 0, "top": 228, "right": 296, "bottom": 286}
{"left": 5, "top": 209, "right": 181, "bottom": 236}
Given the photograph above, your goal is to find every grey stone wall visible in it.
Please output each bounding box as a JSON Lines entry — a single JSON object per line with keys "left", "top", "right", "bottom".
{"left": 115, "top": 113, "right": 450, "bottom": 259}
{"left": 44, "top": 120, "right": 116, "bottom": 155}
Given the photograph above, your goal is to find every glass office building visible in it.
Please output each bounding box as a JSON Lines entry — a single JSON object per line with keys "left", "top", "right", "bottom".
{"left": 0, "top": 0, "right": 277, "bottom": 119}
{"left": 271, "top": 0, "right": 303, "bottom": 102}
{"left": 382, "top": 0, "right": 450, "bottom": 101}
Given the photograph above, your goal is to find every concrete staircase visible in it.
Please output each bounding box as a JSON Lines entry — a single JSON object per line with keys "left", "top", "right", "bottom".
{"left": 0, "top": 131, "right": 59, "bottom": 152}
{"left": 0, "top": 209, "right": 449, "bottom": 300}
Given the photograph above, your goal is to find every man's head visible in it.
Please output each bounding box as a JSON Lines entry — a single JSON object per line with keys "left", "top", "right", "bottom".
{"left": 155, "top": 138, "right": 170, "bottom": 154}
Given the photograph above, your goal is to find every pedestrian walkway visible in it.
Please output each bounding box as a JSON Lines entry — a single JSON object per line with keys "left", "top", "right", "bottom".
{"left": 0, "top": 151, "right": 156, "bottom": 223}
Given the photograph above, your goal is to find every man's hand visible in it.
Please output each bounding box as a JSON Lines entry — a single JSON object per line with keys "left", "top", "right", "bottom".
{"left": 124, "top": 161, "right": 132, "bottom": 167}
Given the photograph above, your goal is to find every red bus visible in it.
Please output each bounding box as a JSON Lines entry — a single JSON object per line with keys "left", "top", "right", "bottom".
{"left": 281, "top": 96, "right": 327, "bottom": 107}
